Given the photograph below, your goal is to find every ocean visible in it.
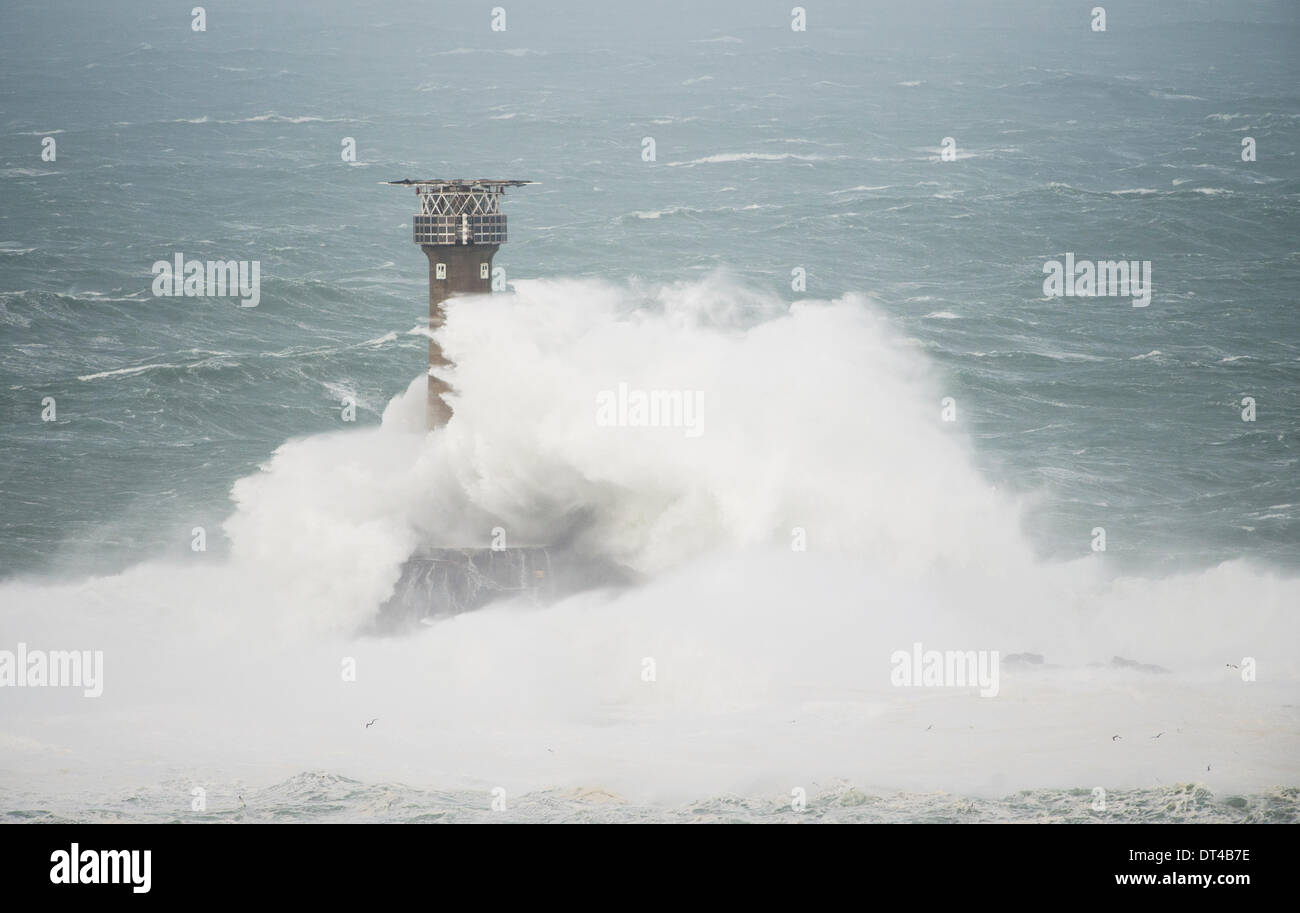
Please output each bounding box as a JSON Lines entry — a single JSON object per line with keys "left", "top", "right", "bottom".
{"left": 1, "top": 0, "right": 1297, "bottom": 823}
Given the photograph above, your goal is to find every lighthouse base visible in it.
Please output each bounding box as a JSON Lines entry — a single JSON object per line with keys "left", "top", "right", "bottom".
{"left": 374, "top": 547, "right": 550, "bottom": 631}
{"left": 373, "top": 546, "right": 637, "bottom": 633}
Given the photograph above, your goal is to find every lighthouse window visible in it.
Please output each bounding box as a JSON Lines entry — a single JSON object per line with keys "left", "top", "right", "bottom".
{"left": 480, "top": 263, "right": 489, "bottom": 279}
{"left": 435, "top": 263, "right": 446, "bottom": 279}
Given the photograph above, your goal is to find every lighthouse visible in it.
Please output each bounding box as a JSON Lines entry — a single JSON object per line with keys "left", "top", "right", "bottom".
{"left": 387, "top": 178, "right": 532, "bottom": 429}
{"left": 378, "top": 178, "right": 632, "bottom": 630}
{"left": 378, "top": 177, "right": 556, "bottom": 629}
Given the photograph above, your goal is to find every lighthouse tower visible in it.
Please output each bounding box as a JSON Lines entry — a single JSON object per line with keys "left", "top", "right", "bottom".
{"left": 388, "top": 178, "right": 532, "bottom": 428}
{"left": 379, "top": 178, "right": 632, "bottom": 629}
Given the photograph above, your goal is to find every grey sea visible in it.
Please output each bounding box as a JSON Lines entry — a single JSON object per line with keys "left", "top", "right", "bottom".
{"left": 1, "top": 0, "right": 1298, "bottom": 823}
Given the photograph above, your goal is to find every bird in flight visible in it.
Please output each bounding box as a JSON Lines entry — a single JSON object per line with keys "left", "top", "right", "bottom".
{"left": 1112, "top": 735, "right": 1122, "bottom": 741}
{"left": 365, "top": 718, "right": 378, "bottom": 729}
{"left": 1151, "top": 732, "right": 1165, "bottom": 739}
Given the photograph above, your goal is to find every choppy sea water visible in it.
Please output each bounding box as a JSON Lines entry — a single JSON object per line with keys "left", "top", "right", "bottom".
{"left": 1, "top": 0, "right": 1298, "bottom": 822}
{"left": 6, "top": 774, "right": 1300, "bottom": 824}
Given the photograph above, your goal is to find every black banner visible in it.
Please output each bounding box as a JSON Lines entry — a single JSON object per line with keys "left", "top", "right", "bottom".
{"left": 0, "top": 824, "right": 1280, "bottom": 899}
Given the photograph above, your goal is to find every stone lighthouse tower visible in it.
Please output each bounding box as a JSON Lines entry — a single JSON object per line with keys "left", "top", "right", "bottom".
{"left": 388, "top": 178, "right": 531, "bottom": 428}
{"left": 377, "top": 178, "right": 634, "bottom": 628}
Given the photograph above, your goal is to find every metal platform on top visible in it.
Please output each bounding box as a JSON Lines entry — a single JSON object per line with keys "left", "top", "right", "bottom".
{"left": 384, "top": 179, "right": 535, "bottom": 187}
{"left": 388, "top": 179, "right": 532, "bottom": 246}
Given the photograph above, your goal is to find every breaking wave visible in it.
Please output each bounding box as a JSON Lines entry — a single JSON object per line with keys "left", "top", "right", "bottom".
{"left": 2, "top": 275, "right": 1296, "bottom": 805}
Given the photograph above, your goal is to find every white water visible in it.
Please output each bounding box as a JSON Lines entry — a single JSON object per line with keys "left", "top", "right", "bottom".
{"left": 2, "top": 276, "right": 1297, "bottom": 807}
